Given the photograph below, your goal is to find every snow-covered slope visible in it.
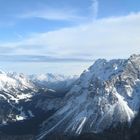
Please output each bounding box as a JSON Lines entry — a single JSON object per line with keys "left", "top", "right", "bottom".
{"left": 0, "top": 72, "right": 36, "bottom": 102}
{"left": 37, "top": 54, "right": 140, "bottom": 140}
{"left": 0, "top": 71, "right": 77, "bottom": 125}
{"left": 0, "top": 71, "right": 37, "bottom": 124}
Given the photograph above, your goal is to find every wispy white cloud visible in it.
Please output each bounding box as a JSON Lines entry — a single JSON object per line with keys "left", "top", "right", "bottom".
{"left": 17, "top": 0, "right": 99, "bottom": 22}
{"left": 1, "top": 12, "right": 140, "bottom": 59}
{"left": 18, "top": 7, "right": 86, "bottom": 22}
{"left": 90, "top": 0, "right": 99, "bottom": 19}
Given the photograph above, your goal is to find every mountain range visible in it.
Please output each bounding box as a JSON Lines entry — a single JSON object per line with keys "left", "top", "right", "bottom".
{"left": 1, "top": 54, "right": 140, "bottom": 140}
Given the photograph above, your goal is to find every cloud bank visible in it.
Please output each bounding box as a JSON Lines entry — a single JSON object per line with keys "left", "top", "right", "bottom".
{"left": 1, "top": 12, "right": 140, "bottom": 60}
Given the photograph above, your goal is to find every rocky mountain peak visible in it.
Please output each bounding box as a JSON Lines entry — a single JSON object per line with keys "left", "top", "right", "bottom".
{"left": 37, "top": 55, "right": 140, "bottom": 140}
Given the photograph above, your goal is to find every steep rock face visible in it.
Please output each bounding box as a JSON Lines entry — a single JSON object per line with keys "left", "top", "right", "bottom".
{"left": 37, "top": 54, "right": 140, "bottom": 140}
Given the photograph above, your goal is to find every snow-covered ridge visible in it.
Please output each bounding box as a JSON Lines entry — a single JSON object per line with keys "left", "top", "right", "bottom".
{"left": 0, "top": 71, "right": 36, "bottom": 124}
{"left": 0, "top": 70, "right": 78, "bottom": 124}
{"left": 37, "top": 54, "right": 140, "bottom": 139}
{"left": 0, "top": 71, "right": 34, "bottom": 91}
{"left": 0, "top": 71, "right": 35, "bottom": 102}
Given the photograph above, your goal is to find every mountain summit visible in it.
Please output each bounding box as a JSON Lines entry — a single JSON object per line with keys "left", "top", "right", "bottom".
{"left": 38, "top": 54, "right": 140, "bottom": 140}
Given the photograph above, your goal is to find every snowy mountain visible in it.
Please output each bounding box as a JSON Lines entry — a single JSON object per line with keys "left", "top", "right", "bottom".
{"left": 1, "top": 55, "right": 140, "bottom": 140}
{"left": 0, "top": 71, "right": 35, "bottom": 94}
{"left": 0, "top": 71, "right": 77, "bottom": 126}
{"left": 0, "top": 71, "right": 37, "bottom": 124}
{"left": 37, "top": 54, "right": 140, "bottom": 140}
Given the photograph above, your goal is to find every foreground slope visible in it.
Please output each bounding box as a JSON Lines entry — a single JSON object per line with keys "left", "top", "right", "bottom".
{"left": 37, "top": 54, "right": 140, "bottom": 140}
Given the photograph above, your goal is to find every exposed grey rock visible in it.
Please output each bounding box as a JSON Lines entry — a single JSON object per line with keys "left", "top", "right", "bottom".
{"left": 37, "top": 54, "right": 140, "bottom": 140}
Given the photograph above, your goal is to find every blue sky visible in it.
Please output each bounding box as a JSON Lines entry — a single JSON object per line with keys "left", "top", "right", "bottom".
{"left": 0, "top": 0, "right": 140, "bottom": 75}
